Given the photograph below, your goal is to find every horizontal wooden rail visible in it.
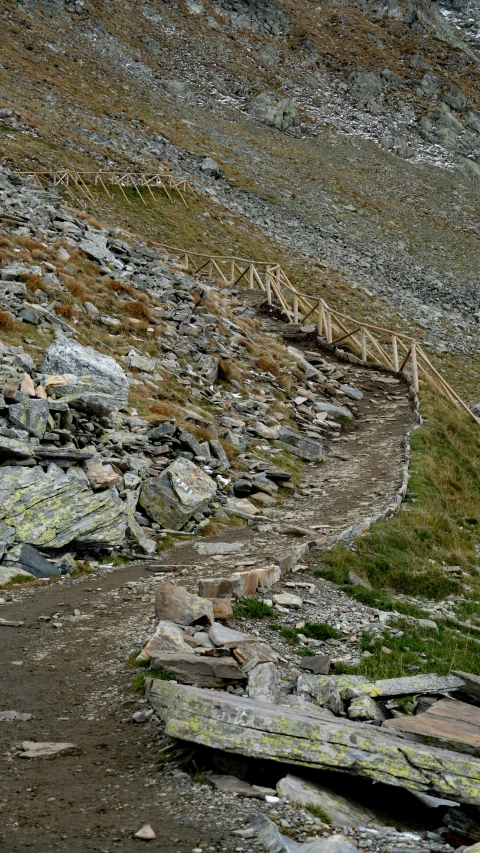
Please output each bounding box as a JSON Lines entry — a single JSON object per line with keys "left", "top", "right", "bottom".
{"left": 13, "top": 172, "right": 476, "bottom": 424}
{"left": 18, "top": 171, "right": 196, "bottom": 207}
{"left": 147, "top": 240, "right": 479, "bottom": 425}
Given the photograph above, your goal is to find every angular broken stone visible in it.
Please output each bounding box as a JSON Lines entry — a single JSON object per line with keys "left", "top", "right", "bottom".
{"left": 276, "top": 775, "right": 378, "bottom": 828}
{"left": 277, "top": 427, "right": 325, "bottom": 462}
{"left": 248, "top": 662, "right": 279, "bottom": 704}
{"left": 19, "top": 741, "right": 76, "bottom": 758}
{"left": 299, "top": 655, "right": 331, "bottom": 675}
{"left": 206, "top": 774, "right": 264, "bottom": 798}
{"left": 155, "top": 582, "right": 214, "bottom": 626}
{"left": 140, "top": 620, "right": 193, "bottom": 659}
{"left": 139, "top": 457, "right": 216, "bottom": 530}
{"left": 209, "top": 622, "right": 256, "bottom": 648}
{"left": 149, "top": 652, "right": 245, "bottom": 687}
{"left": 42, "top": 337, "right": 128, "bottom": 400}
{"left": 273, "top": 592, "right": 302, "bottom": 609}
{"left": 134, "top": 824, "right": 156, "bottom": 840}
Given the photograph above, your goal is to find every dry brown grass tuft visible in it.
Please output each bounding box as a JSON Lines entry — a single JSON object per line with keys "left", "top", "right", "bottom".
{"left": 0, "top": 311, "right": 16, "bottom": 331}
{"left": 150, "top": 401, "right": 176, "bottom": 419}
{"left": 55, "top": 304, "right": 76, "bottom": 321}
{"left": 107, "top": 278, "right": 136, "bottom": 297}
{"left": 24, "top": 273, "right": 42, "bottom": 292}
{"left": 256, "top": 354, "right": 281, "bottom": 378}
{"left": 66, "top": 280, "right": 87, "bottom": 302}
{"left": 217, "top": 357, "right": 236, "bottom": 382}
{"left": 124, "top": 300, "right": 152, "bottom": 321}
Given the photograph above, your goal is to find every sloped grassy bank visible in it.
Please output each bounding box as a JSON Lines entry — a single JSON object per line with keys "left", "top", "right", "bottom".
{"left": 311, "top": 390, "right": 480, "bottom": 677}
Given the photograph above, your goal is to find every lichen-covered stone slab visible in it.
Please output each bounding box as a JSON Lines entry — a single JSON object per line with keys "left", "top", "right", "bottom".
{"left": 148, "top": 681, "right": 480, "bottom": 805}
{"left": 0, "top": 466, "right": 126, "bottom": 549}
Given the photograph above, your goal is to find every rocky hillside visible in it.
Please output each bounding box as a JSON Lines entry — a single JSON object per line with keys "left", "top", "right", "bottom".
{"left": 1, "top": 0, "right": 480, "bottom": 384}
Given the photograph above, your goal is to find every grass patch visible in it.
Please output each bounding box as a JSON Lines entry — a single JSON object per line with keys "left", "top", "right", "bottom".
{"left": 301, "top": 622, "right": 342, "bottom": 641}
{"left": 305, "top": 805, "right": 332, "bottom": 824}
{"left": 336, "top": 619, "right": 480, "bottom": 679}
{"left": 316, "top": 393, "right": 480, "bottom": 602}
{"left": 234, "top": 598, "right": 274, "bottom": 618}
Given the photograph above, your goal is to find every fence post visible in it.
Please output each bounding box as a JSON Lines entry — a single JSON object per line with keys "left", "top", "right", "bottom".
{"left": 265, "top": 267, "right": 272, "bottom": 305}
{"left": 392, "top": 334, "right": 399, "bottom": 372}
{"left": 317, "top": 303, "right": 324, "bottom": 336}
{"left": 360, "top": 327, "right": 367, "bottom": 362}
{"left": 293, "top": 293, "right": 299, "bottom": 324}
{"left": 325, "top": 310, "right": 332, "bottom": 344}
{"left": 411, "top": 339, "right": 419, "bottom": 393}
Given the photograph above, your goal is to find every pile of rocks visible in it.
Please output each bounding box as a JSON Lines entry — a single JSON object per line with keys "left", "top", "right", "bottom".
{"left": 0, "top": 168, "right": 368, "bottom": 583}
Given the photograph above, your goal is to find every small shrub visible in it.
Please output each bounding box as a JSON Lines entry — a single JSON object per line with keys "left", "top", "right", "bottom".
{"left": 66, "top": 280, "right": 87, "bottom": 301}
{"left": 124, "top": 300, "right": 152, "bottom": 321}
{"left": 234, "top": 598, "right": 274, "bottom": 619}
{"left": 0, "top": 311, "right": 15, "bottom": 331}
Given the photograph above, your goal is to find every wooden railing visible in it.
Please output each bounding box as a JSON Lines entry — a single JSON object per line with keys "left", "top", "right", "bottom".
{"left": 149, "top": 241, "right": 479, "bottom": 424}
{"left": 18, "top": 171, "right": 196, "bottom": 207}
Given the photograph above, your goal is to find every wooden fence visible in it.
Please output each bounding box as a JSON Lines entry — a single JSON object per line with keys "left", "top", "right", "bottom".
{"left": 18, "top": 171, "right": 195, "bottom": 207}
{"left": 150, "top": 241, "right": 479, "bottom": 425}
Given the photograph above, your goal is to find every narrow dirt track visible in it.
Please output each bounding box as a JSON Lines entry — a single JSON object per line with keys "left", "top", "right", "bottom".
{"left": 0, "top": 353, "right": 415, "bottom": 853}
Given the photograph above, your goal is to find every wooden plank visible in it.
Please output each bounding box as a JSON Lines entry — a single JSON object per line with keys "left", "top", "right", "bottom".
{"left": 147, "top": 681, "right": 480, "bottom": 804}
{"left": 383, "top": 698, "right": 480, "bottom": 757}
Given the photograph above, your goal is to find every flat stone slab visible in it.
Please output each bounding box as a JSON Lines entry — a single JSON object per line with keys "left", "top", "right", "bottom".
{"left": 149, "top": 652, "right": 246, "bottom": 688}
{"left": 208, "top": 623, "right": 256, "bottom": 648}
{"left": 383, "top": 698, "right": 480, "bottom": 756}
{"left": 148, "top": 681, "right": 480, "bottom": 804}
{"left": 19, "top": 741, "right": 76, "bottom": 758}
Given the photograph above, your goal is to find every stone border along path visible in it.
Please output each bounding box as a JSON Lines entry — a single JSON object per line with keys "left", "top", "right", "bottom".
{"left": 0, "top": 340, "right": 417, "bottom": 853}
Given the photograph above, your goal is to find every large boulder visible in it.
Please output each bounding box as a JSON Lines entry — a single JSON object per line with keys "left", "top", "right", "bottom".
{"left": 248, "top": 91, "right": 300, "bottom": 133}
{"left": 42, "top": 339, "right": 128, "bottom": 403}
{"left": 139, "top": 457, "right": 217, "bottom": 530}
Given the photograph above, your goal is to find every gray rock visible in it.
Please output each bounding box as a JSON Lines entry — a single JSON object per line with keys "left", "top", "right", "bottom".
{"left": 2, "top": 543, "right": 57, "bottom": 579}
{"left": 252, "top": 814, "right": 357, "bottom": 853}
{"left": 200, "top": 157, "right": 221, "bottom": 178}
{"left": 276, "top": 775, "right": 378, "bottom": 827}
{"left": 348, "top": 70, "right": 382, "bottom": 104}
{"left": 248, "top": 661, "right": 279, "bottom": 703}
{"left": 347, "top": 694, "right": 386, "bottom": 722}
{"left": 155, "top": 581, "right": 214, "bottom": 626}
{"left": 206, "top": 774, "right": 265, "bottom": 797}
{"left": 0, "top": 466, "right": 126, "bottom": 549}
{"left": 278, "top": 427, "right": 324, "bottom": 462}
{"left": 149, "top": 652, "right": 245, "bottom": 687}
{"left": 348, "top": 570, "right": 372, "bottom": 590}
{"left": 8, "top": 399, "right": 49, "bottom": 439}
{"left": 83, "top": 301, "right": 100, "bottom": 321}
{"left": 139, "top": 457, "right": 217, "bottom": 530}
{"left": 141, "top": 620, "right": 193, "bottom": 658}
{"left": 248, "top": 91, "right": 300, "bottom": 133}
{"left": 209, "top": 622, "right": 256, "bottom": 648}
{"left": 42, "top": 338, "right": 128, "bottom": 401}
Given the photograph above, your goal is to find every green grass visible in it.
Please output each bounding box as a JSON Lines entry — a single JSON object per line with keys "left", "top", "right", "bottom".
{"left": 305, "top": 805, "right": 332, "bottom": 824}
{"left": 234, "top": 598, "right": 274, "bottom": 619}
{"left": 313, "top": 394, "right": 480, "bottom": 604}
{"left": 336, "top": 619, "right": 480, "bottom": 679}
{"left": 272, "top": 622, "right": 341, "bottom": 645}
